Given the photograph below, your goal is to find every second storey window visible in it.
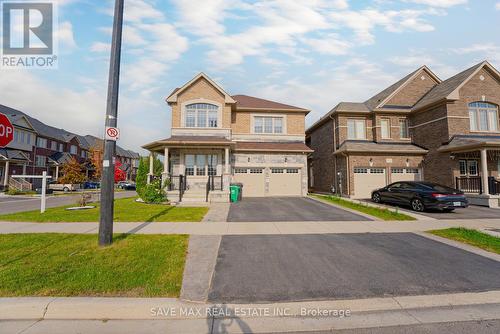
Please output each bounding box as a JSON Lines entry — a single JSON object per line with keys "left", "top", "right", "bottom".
{"left": 58, "top": 143, "right": 63, "bottom": 152}
{"left": 51, "top": 141, "right": 57, "bottom": 151}
{"left": 380, "top": 119, "right": 390, "bottom": 139}
{"left": 70, "top": 145, "right": 78, "bottom": 155}
{"left": 36, "top": 156, "right": 46, "bottom": 167}
{"left": 185, "top": 103, "right": 218, "bottom": 128}
{"left": 347, "top": 119, "right": 366, "bottom": 139}
{"left": 254, "top": 116, "right": 283, "bottom": 134}
{"left": 36, "top": 137, "right": 47, "bottom": 148}
{"left": 469, "top": 102, "right": 499, "bottom": 132}
{"left": 399, "top": 119, "right": 409, "bottom": 139}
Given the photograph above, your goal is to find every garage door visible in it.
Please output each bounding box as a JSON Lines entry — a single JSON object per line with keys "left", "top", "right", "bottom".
{"left": 269, "top": 168, "right": 302, "bottom": 197}
{"left": 391, "top": 168, "right": 421, "bottom": 183}
{"left": 353, "top": 167, "right": 387, "bottom": 199}
{"left": 233, "top": 167, "right": 266, "bottom": 197}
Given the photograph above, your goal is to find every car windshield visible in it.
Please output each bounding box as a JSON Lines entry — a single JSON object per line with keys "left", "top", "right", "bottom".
{"left": 417, "top": 182, "right": 456, "bottom": 193}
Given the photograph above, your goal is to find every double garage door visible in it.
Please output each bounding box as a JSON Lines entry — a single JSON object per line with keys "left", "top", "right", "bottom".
{"left": 233, "top": 167, "right": 302, "bottom": 197}
{"left": 353, "top": 167, "right": 421, "bottom": 199}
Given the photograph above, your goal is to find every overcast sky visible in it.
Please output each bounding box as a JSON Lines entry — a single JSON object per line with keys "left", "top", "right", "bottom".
{"left": 1, "top": 0, "right": 499, "bottom": 154}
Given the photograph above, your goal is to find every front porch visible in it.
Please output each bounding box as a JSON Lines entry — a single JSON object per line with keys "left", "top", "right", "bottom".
{"left": 439, "top": 136, "right": 500, "bottom": 208}
{"left": 143, "top": 136, "right": 233, "bottom": 203}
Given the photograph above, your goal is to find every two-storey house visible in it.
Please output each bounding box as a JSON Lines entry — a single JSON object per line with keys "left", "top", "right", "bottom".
{"left": 307, "top": 61, "right": 500, "bottom": 207}
{"left": 142, "top": 73, "right": 312, "bottom": 202}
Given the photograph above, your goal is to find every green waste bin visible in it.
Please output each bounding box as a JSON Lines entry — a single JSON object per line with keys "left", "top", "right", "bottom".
{"left": 230, "top": 185, "right": 240, "bottom": 202}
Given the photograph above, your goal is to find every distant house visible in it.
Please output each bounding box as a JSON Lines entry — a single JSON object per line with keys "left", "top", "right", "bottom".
{"left": 0, "top": 104, "right": 140, "bottom": 191}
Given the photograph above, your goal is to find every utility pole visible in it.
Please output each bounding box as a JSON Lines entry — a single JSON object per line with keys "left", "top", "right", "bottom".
{"left": 99, "top": 0, "right": 124, "bottom": 246}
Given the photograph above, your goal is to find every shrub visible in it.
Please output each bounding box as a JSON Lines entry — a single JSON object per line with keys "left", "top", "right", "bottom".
{"left": 141, "top": 178, "right": 167, "bottom": 204}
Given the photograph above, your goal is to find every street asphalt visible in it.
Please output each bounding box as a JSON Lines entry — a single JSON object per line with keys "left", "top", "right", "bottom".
{"left": 0, "top": 191, "right": 136, "bottom": 214}
{"left": 227, "top": 197, "right": 370, "bottom": 222}
{"left": 208, "top": 233, "right": 500, "bottom": 303}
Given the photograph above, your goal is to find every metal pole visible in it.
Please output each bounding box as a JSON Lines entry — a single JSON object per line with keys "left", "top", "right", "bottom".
{"left": 99, "top": 0, "right": 124, "bottom": 246}
{"left": 41, "top": 171, "right": 46, "bottom": 213}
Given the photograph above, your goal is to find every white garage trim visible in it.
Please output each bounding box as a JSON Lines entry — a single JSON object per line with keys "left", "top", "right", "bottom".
{"left": 232, "top": 167, "right": 303, "bottom": 197}
{"left": 390, "top": 167, "right": 421, "bottom": 183}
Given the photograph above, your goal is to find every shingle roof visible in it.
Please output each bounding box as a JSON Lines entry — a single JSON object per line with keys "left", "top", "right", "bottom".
{"left": 232, "top": 95, "right": 309, "bottom": 112}
{"left": 413, "top": 62, "right": 484, "bottom": 110}
{"left": 48, "top": 152, "right": 73, "bottom": 165}
{"left": 438, "top": 135, "right": 500, "bottom": 152}
{"left": 335, "top": 141, "right": 428, "bottom": 154}
{"left": 235, "top": 141, "right": 313, "bottom": 153}
{"left": 0, "top": 148, "right": 31, "bottom": 161}
{"left": 336, "top": 102, "right": 370, "bottom": 112}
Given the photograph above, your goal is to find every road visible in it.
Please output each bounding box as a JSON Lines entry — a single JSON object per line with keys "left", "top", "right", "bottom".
{"left": 0, "top": 191, "right": 136, "bottom": 214}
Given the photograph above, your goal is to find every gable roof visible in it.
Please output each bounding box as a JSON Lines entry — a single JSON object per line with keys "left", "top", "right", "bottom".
{"left": 232, "top": 94, "right": 309, "bottom": 113}
{"left": 413, "top": 61, "right": 500, "bottom": 111}
{"left": 364, "top": 66, "right": 441, "bottom": 110}
{"left": 166, "top": 73, "right": 236, "bottom": 104}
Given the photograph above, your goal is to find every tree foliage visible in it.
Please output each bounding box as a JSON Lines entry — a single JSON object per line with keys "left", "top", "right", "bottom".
{"left": 114, "top": 160, "right": 127, "bottom": 183}
{"left": 136, "top": 154, "right": 163, "bottom": 199}
{"left": 89, "top": 143, "right": 103, "bottom": 181}
{"left": 59, "top": 157, "right": 86, "bottom": 184}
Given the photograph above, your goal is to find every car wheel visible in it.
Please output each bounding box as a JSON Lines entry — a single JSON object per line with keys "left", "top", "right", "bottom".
{"left": 442, "top": 208, "right": 454, "bottom": 213}
{"left": 411, "top": 198, "right": 425, "bottom": 212}
{"left": 372, "top": 192, "right": 382, "bottom": 203}
{"left": 63, "top": 187, "right": 69, "bottom": 192}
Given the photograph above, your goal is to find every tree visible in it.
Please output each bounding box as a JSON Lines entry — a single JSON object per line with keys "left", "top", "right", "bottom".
{"left": 59, "top": 157, "right": 86, "bottom": 184}
{"left": 114, "top": 160, "right": 127, "bottom": 183}
{"left": 89, "top": 143, "right": 103, "bottom": 181}
{"left": 136, "top": 154, "right": 163, "bottom": 198}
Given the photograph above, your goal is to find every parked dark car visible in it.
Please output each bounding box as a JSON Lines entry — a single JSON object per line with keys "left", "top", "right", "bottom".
{"left": 123, "top": 183, "right": 136, "bottom": 191}
{"left": 371, "top": 181, "right": 468, "bottom": 212}
{"left": 83, "top": 181, "right": 100, "bottom": 189}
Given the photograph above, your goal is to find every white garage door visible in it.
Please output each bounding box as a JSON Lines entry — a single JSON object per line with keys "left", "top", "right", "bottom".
{"left": 353, "top": 167, "right": 387, "bottom": 199}
{"left": 269, "top": 168, "right": 302, "bottom": 197}
{"left": 391, "top": 168, "right": 421, "bottom": 183}
{"left": 233, "top": 167, "right": 266, "bottom": 197}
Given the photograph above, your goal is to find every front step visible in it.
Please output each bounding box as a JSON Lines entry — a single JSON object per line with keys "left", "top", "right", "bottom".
{"left": 180, "top": 190, "right": 207, "bottom": 203}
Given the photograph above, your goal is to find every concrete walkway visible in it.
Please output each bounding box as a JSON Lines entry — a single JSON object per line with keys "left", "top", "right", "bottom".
{"left": 0, "top": 218, "right": 499, "bottom": 235}
{"left": 1, "top": 291, "right": 500, "bottom": 333}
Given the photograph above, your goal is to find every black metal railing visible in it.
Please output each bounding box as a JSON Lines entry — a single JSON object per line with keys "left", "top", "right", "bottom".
{"left": 456, "top": 176, "right": 482, "bottom": 194}
{"left": 168, "top": 175, "right": 187, "bottom": 201}
{"left": 206, "top": 175, "right": 223, "bottom": 202}
{"left": 488, "top": 176, "right": 500, "bottom": 195}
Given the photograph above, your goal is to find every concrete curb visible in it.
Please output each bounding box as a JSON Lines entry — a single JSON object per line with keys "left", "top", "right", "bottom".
{"left": 2, "top": 291, "right": 500, "bottom": 321}
{"left": 307, "top": 195, "right": 381, "bottom": 221}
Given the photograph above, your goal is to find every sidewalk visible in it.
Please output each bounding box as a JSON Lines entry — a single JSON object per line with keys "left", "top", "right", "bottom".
{"left": 0, "top": 218, "right": 499, "bottom": 235}
{"left": 1, "top": 291, "right": 500, "bottom": 333}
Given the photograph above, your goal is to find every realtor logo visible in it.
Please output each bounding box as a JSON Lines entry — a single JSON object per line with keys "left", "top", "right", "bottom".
{"left": 1, "top": 1, "right": 58, "bottom": 69}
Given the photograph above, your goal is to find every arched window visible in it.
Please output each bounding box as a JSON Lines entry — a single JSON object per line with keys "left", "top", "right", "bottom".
{"left": 185, "top": 103, "right": 219, "bottom": 128}
{"left": 468, "top": 102, "right": 499, "bottom": 132}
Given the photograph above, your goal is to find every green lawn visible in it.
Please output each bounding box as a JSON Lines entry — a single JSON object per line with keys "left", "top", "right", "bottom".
{"left": 0, "top": 233, "right": 188, "bottom": 297}
{"left": 0, "top": 197, "right": 208, "bottom": 222}
{"left": 429, "top": 228, "right": 500, "bottom": 254}
{"left": 311, "top": 194, "right": 415, "bottom": 221}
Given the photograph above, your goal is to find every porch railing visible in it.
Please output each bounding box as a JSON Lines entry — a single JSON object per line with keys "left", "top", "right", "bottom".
{"left": 206, "top": 175, "right": 223, "bottom": 202}
{"left": 488, "top": 176, "right": 500, "bottom": 195}
{"left": 455, "top": 176, "right": 482, "bottom": 194}
{"left": 167, "top": 175, "right": 186, "bottom": 201}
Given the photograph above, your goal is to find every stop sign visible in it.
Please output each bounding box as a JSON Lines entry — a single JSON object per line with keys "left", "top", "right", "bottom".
{"left": 0, "top": 113, "right": 14, "bottom": 148}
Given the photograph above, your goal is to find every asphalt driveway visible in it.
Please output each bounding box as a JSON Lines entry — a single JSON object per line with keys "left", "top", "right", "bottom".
{"left": 227, "top": 197, "right": 370, "bottom": 222}
{"left": 208, "top": 233, "right": 500, "bottom": 303}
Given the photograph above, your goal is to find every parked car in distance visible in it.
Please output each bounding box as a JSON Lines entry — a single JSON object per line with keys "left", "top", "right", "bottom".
{"left": 48, "top": 181, "right": 81, "bottom": 192}
{"left": 371, "top": 181, "right": 468, "bottom": 212}
{"left": 83, "top": 181, "right": 100, "bottom": 189}
{"left": 123, "top": 182, "right": 136, "bottom": 191}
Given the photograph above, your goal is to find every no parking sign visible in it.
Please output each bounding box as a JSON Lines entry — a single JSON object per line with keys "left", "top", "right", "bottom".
{"left": 105, "top": 126, "right": 120, "bottom": 141}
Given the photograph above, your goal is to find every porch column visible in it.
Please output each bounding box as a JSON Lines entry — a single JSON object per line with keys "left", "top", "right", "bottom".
{"left": 3, "top": 161, "right": 9, "bottom": 187}
{"left": 22, "top": 164, "right": 27, "bottom": 175}
{"left": 224, "top": 147, "right": 230, "bottom": 174}
{"left": 162, "top": 147, "right": 169, "bottom": 185}
{"left": 480, "top": 148, "right": 489, "bottom": 194}
{"left": 147, "top": 153, "right": 154, "bottom": 184}
{"left": 55, "top": 165, "right": 59, "bottom": 181}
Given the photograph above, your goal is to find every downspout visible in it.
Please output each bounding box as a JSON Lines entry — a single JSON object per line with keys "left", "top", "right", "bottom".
{"left": 330, "top": 114, "right": 337, "bottom": 194}
{"left": 342, "top": 152, "right": 350, "bottom": 197}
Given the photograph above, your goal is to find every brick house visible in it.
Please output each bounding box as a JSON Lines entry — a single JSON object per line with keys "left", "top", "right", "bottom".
{"left": 1, "top": 104, "right": 140, "bottom": 191}
{"left": 306, "top": 61, "right": 500, "bottom": 207}
{"left": 142, "top": 73, "right": 312, "bottom": 202}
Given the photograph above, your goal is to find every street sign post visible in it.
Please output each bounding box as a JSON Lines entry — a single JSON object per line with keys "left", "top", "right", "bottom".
{"left": 99, "top": 0, "right": 124, "bottom": 247}
{"left": 0, "top": 113, "right": 14, "bottom": 148}
{"left": 11, "top": 173, "right": 52, "bottom": 213}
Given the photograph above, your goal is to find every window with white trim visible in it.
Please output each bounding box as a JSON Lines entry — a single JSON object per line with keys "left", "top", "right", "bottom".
{"left": 286, "top": 168, "right": 299, "bottom": 174}
{"left": 347, "top": 119, "right": 366, "bottom": 139}
{"left": 235, "top": 168, "right": 247, "bottom": 174}
{"left": 391, "top": 168, "right": 404, "bottom": 174}
{"left": 250, "top": 168, "right": 263, "bottom": 174}
{"left": 185, "top": 154, "right": 218, "bottom": 176}
{"left": 468, "top": 102, "right": 499, "bottom": 132}
{"left": 70, "top": 145, "right": 78, "bottom": 155}
{"left": 271, "top": 168, "right": 284, "bottom": 173}
{"left": 380, "top": 119, "right": 390, "bottom": 139}
{"left": 36, "top": 156, "right": 46, "bottom": 167}
{"left": 185, "top": 103, "right": 219, "bottom": 128}
{"left": 399, "top": 119, "right": 409, "bottom": 139}
{"left": 51, "top": 141, "right": 57, "bottom": 151}
{"left": 254, "top": 116, "right": 284, "bottom": 134}
{"left": 460, "top": 159, "right": 478, "bottom": 176}
{"left": 36, "top": 137, "right": 47, "bottom": 148}
{"left": 58, "top": 143, "right": 63, "bottom": 152}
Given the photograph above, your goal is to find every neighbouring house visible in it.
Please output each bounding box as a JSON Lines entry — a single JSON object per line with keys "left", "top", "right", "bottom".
{"left": 0, "top": 104, "right": 140, "bottom": 191}
{"left": 142, "top": 73, "right": 312, "bottom": 202}
{"left": 306, "top": 60, "right": 500, "bottom": 208}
